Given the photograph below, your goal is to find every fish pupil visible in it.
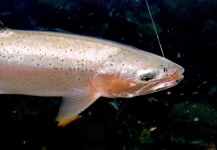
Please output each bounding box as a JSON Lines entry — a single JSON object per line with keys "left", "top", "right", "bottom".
{"left": 139, "top": 73, "right": 155, "bottom": 81}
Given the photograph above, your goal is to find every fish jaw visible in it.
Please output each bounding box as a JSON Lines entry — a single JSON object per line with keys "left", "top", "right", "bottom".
{"left": 92, "top": 71, "right": 183, "bottom": 98}
{"left": 92, "top": 49, "right": 184, "bottom": 98}
{"left": 137, "top": 67, "right": 184, "bottom": 95}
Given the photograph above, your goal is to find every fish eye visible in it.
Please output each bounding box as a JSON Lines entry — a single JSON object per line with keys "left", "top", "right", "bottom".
{"left": 137, "top": 70, "right": 156, "bottom": 82}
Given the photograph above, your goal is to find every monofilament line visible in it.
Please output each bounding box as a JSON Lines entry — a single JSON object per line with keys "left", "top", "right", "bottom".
{"left": 145, "top": 0, "right": 165, "bottom": 57}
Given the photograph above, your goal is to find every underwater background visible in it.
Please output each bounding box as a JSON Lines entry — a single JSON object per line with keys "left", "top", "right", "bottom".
{"left": 0, "top": 0, "right": 217, "bottom": 149}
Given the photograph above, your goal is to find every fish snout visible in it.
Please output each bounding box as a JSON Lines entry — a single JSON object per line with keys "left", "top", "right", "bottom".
{"left": 169, "top": 67, "right": 184, "bottom": 82}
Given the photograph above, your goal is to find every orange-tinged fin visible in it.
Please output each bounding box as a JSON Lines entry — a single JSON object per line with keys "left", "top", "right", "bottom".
{"left": 57, "top": 115, "right": 80, "bottom": 127}
{"left": 55, "top": 87, "right": 101, "bottom": 125}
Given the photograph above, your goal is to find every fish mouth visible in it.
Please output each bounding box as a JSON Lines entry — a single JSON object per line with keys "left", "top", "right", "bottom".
{"left": 134, "top": 67, "right": 184, "bottom": 96}
{"left": 152, "top": 67, "right": 184, "bottom": 91}
{"left": 170, "top": 67, "right": 184, "bottom": 81}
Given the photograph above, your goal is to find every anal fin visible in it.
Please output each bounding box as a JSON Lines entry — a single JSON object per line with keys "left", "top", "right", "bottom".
{"left": 57, "top": 115, "right": 80, "bottom": 127}
{"left": 55, "top": 87, "right": 101, "bottom": 126}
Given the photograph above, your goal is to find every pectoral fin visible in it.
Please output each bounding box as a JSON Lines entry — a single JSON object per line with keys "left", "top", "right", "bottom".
{"left": 56, "top": 88, "right": 101, "bottom": 127}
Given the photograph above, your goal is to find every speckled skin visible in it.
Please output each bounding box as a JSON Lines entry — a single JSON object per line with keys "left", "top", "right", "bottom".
{"left": 0, "top": 26, "right": 184, "bottom": 122}
{"left": 0, "top": 28, "right": 124, "bottom": 95}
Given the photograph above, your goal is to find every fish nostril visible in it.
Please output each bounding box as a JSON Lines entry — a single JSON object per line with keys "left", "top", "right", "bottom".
{"left": 163, "top": 67, "right": 168, "bottom": 72}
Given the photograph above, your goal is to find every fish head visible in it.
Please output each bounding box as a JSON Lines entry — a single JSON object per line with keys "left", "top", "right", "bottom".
{"left": 92, "top": 48, "right": 184, "bottom": 98}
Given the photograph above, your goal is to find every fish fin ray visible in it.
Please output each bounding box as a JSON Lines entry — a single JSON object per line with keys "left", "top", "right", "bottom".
{"left": 55, "top": 87, "right": 101, "bottom": 121}
{"left": 57, "top": 115, "right": 80, "bottom": 127}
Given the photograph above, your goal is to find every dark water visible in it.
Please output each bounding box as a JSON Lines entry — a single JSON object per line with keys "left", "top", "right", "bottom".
{"left": 0, "top": 0, "right": 217, "bottom": 149}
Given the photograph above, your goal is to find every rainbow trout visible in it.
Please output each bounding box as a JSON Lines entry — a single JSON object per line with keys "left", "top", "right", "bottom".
{"left": 0, "top": 22, "right": 184, "bottom": 126}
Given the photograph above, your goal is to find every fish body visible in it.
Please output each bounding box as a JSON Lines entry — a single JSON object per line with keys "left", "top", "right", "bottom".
{"left": 0, "top": 23, "right": 184, "bottom": 125}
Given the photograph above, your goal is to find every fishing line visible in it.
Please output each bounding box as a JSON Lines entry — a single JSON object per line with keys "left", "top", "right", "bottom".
{"left": 145, "top": 0, "right": 165, "bottom": 57}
